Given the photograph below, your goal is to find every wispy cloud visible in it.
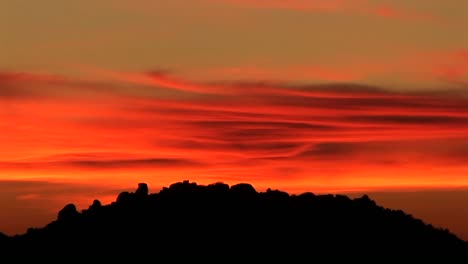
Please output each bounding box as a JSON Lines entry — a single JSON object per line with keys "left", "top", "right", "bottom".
{"left": 112, "top": 0, "right": 437, "bottom": 22}
{"left": 210, "top": 0, "right": 436, "bottom": 21}
{"left": 182, "top": 50, "right": 468, "bottom": 85}
{"left": 2, "top": 68, "right": 468, "bottom": 192}
{"left": 0, "top": 157, "right": 202, "bottom": 170}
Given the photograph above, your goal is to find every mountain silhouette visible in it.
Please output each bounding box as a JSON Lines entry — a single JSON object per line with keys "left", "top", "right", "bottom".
{"left": 1, "top": 181, "right": 467, "bottom": 259}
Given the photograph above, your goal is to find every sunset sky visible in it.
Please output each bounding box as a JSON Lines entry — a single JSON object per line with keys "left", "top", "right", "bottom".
{"left": 1, "top": 0, "right": 468, "bottom": 239}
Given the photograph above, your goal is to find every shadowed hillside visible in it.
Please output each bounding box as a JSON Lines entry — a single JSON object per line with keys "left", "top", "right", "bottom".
{"left": 1, "top": 181, "right": 467, "bottom": 259}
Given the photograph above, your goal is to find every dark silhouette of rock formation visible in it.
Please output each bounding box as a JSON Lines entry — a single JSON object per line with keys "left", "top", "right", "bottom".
{"left": 1, "top": 180, "right": 467, "bottom": 259}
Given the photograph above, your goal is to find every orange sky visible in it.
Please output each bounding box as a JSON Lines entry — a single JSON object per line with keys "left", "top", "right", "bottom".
{"left": 1, "top": 0, "right": 468, "bottom": 240}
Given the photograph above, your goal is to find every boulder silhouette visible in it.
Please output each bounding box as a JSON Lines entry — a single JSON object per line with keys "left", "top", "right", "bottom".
{"left": 57, "top": 203, "right": 79, "bottom": 222}
{"left": 116, "top": 191, "right": 131, "bottom": 203}
{"left": 2, "top": 181, "right": 467, "bottom": 260}
{"left": 91, "top": 199, "right": 101, "bottom": 209}
{"left": 230, "top": 183, "right": 257, "bottom": 198}
{"left": 135, "top": 183, "right": 148, "bottom": 196}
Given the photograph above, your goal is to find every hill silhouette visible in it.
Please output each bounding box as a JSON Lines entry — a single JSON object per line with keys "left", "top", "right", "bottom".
{"left": 1, "top": 181, "right": 467, "bottom": 259}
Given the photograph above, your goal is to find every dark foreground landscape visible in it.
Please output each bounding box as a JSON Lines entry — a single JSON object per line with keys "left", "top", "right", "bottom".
{"left": 1, "top": 181, "right": 467, "bottom": 258}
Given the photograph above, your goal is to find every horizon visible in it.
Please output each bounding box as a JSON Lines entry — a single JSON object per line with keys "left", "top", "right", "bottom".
{"left": 1, "top": 0, "right": 468, "bottom": 244}
{"left": 2, "top": 180, "right": 468, "bottom": 242}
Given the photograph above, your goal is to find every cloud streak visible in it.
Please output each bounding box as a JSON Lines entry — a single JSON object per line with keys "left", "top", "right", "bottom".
{"left": 210, "top": 0, "right": 435, "bottom": 21}
{"left": 0, "top": 157, "right": 202, "bottom": 170}
{"left": 182, "top": 50, "right": 468, "bottom": 85}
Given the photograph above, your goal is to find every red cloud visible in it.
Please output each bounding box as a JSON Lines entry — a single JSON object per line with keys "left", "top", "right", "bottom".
{"left": 211, "top": 0, "right": 435, "bottom": 21}
{"left": 2, "top": 69, "right": 468, "bottom": 193}
{"left": 0, "top": 71, "right": 64, "bottom": 83}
